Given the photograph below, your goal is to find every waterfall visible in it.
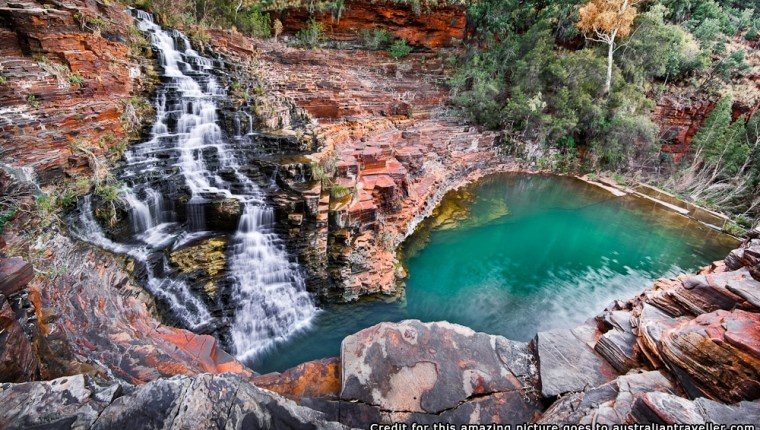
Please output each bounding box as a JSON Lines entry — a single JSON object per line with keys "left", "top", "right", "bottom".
{"left": 74, "top": 9, "right": 318, "bottom": 359}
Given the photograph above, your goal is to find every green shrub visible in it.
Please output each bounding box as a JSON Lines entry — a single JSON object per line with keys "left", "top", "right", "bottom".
{"left": 330, "top": 185, "right": 352, "bottom": 198}
{"left": 295, "top": 19, "right": 324, "bottom": 48}
{"left": 359, "top": 28, "right": 393, "bottom": 50}
{"left": 68, "top": 72, "right": 85, "bottom": 87}
{"left": 724, "top": 221, "right": 745, "bottom": 237}
{"left": 746, "top": 24, "right": 759, "bottom": 40}
{"left": 238, "top": 7, "right": 271, "bottom": 38}
{"left": 388, "top": 39, "right": 413, "bottom": 59}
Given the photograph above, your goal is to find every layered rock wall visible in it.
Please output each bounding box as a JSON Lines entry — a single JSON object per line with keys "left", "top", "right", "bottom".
{"left": 277, "top": 0, "right": 466, "bottom": 49}
{"left": 0, "top": 0, "right": 155, "bottom": 184}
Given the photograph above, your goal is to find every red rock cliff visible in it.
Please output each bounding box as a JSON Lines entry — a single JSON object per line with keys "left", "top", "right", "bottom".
{"left": 277, "top": 0, "right": 466, "bottom": 49}
{"left": 0, "top": 0, "right": 150, "bottom": 184}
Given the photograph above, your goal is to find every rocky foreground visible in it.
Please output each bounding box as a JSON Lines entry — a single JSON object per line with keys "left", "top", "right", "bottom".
{"left": 2, "top": 236, "right": 760, "bottom": 427}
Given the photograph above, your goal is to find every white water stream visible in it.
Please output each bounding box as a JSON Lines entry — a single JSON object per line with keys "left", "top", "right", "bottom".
{"left": 75, "top": 10, "right": 317, "bottom": 359}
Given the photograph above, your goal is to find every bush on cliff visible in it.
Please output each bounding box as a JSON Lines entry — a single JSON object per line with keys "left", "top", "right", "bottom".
{"left": 388, "top": 39, "right": 413, "bottom": 59}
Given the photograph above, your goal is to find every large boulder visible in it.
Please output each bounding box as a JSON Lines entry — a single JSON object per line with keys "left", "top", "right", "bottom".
{"left": 339, "top": 320, "right": 541, "bottom": 425}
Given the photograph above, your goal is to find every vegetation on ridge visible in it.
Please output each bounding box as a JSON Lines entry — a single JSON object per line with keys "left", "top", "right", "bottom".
{"left": 449, "top": 0, "right": 759, "bottom": 224}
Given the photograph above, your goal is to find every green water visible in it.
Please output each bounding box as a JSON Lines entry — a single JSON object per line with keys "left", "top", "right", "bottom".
{"left": 248, "top": 174, "right": 737, "bottom": 373}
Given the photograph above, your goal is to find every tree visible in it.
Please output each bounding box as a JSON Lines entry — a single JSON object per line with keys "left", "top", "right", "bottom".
{"left": 577, "top": 0, "right": 643, "bottom": 94}
{"left": 273, "top": 18, "right": 283, "bottom": 42}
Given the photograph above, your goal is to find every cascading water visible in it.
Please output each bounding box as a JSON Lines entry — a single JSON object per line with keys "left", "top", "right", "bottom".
{"left": 74, "top": 9, "right": 317, "bottom": 359}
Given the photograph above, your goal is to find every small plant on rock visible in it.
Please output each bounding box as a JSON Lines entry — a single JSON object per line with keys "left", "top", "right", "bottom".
{"left": 68, "top": 72, "right": 85, "bottom": 87}
{"left": 388, "top": 39, "right": 413, "bottom": 60}
{"left": 26, "top": 94, "right": 40, "bottom": 109}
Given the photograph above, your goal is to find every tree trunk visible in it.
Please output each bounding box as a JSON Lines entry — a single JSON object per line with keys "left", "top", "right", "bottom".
{"left": 605, "top": 38, "right": 614, "bottom": 94}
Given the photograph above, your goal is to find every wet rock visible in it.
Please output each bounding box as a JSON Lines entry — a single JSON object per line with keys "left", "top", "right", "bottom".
{"left": 252, "top": 357, "right": 342, "bottom": 401}
{"left": 340, "top": 320, "right": 540, "bottom": 423}
{"left": 0, "top": 295, "right": 38, "bottom": 382}
{"left": 0, "top": 257, "right": 33, "bottom": 297}
{"left": 204, "top": 197, "right": 242, "bottom": 231}
{"left": 535, "top": 326, "right": 620, "bottom": 398}
{"left": 169, "top": 236, "right": 227, "bottom": 298}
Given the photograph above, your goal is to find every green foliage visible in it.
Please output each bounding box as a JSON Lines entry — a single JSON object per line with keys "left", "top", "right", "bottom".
{"left": 238, "top": 6, "right": 271, "bottom": 37}
{"left": 617, "top": 6, "right": 705, "bottom": 84}
{"left": 96, "top": 184, "right": 120, "bottom": 203}
{"left": 359, "top": 27, "right": 393, "bottom": 50}
{"left": 745, "top": 24, "right": 758, "bottom": 40}
{"left": 295, "top": 19, "right": 324, "bottom": 47}
{"left": 36, "top": 194, "right": 55, "bottom": 214}
{"left": 388, "top": 39, "right": 413, "bottom": 60}
{"left": 724, "top": 220, "right": 746, "bottom": 236}
{"left": 68, "top": 72, "right": 85, "bottom": 87}
{"left": 0, "top": 206, "right": 18, "bottom": 233}
{"left": 26, "top": 94, "right": 40, "bottom": 109}
{"left": 330, "top": 184, "right": 351, "bottom": 198}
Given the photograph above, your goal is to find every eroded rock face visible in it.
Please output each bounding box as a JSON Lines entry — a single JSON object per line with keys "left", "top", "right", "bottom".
{"left": 339, "top": 320, "right": 540, "bottom": 424}
{"left": 217, "top": 33, "right": 506, "bottom": 301}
